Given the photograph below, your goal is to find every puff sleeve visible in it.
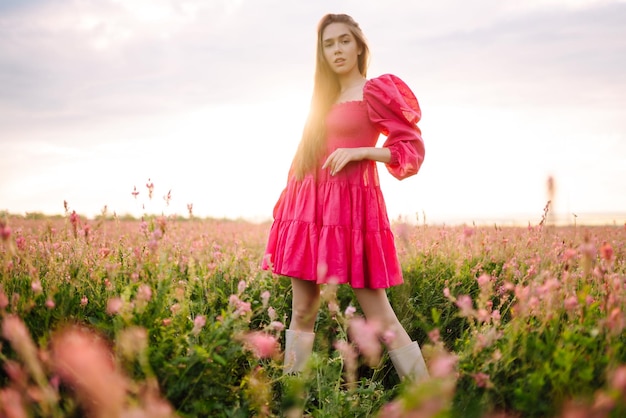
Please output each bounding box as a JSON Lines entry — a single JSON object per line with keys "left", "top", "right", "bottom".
{"left": 364, "top": 74, "right": 425, "bottom": 180}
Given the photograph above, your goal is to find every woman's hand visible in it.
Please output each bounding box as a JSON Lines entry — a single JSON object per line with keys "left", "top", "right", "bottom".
{"left": 322, "top": 147, "right": 392, "bottom": 176}
{"left": 322, "top": 147, "right": 366, "bottom": 176}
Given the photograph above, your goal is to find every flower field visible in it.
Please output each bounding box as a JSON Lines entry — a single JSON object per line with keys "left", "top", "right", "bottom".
{"left": 1, "top": 211, "right": 625, "bottom": 417}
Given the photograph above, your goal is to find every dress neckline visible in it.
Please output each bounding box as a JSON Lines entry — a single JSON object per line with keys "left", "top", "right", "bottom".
{"left": 333, "top": 78, "right": 371, "bottom": 107}
{"left": 332, "top": 99, "right": 365, "bottom": 107}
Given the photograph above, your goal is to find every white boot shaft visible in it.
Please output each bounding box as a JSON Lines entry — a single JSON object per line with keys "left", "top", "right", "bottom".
{"left": 283, "top": 329, "right": 315, "bottom": 374}
{"left": 388, "top": 341, "right": 429, "bottom": 382}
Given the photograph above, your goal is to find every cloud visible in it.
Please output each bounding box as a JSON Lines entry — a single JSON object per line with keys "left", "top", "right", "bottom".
{"left": 367, "top": 1, "right": 626, "bottom": 109}
{"left": 2, "top": 0, "right": 623, "bottom": 132}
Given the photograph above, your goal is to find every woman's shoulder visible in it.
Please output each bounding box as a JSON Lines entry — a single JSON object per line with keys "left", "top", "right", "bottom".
{"left": 363, "top": 74, "right": 420, "bottom": 123}
{"left": 365, "top": 73, "right": 415, "bottom": 91}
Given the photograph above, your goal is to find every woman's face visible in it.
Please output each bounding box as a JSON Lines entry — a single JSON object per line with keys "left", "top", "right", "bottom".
{"left": 321, "top": 22, "right": 361, "bottom": 76}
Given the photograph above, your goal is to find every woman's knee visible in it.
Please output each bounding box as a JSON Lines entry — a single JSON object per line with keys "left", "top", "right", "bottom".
{"left": 290, "top": 279, "right": 320, "bottom": 329}
{"left": 291, "top": 303, "right": 318, "bottom": 329}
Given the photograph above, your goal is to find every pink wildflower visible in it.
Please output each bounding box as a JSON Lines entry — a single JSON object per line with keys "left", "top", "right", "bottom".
{"left": 430, "top": 351, "right": 458, "bottom": 378}
{"left": 381, "top": 330, "right": 396, "bottom": 345}
{"left": 472, "top": 372, "right": 492, "bottom": 388}
{"left": 106, "top": 297, "right": 124, "bottom": 315}
{"left": 564, "top": 295, "right": 578, "bottom": 311}
{"left": 0, "top": 222, "right": 11, "bottom": 242}
{"left": 236, "top": 301, "right": 252, "bottom": 316}
{"left": 15, "top": 236, "right": 26, "bottom": 251}
{"left": 137, "top": 284, "right": 152, "bottom": 301}
{"left": 527, "top": 296, "right": 540, "bottom": 311}
{"left": 377, "top": 400, "right": 403, "bottom": 418}
{"left": 267, "top": 306, "right": 277, "bottom": 321}
{"left": 477, "top": 308, "right": 490, "bottom": 323}
{"left": 260, "top": 290, "right": 270, "bottom": 308}
{"left": 607, "top": 307, "right": 624, "bottom": 334}
{"left": 348, "top": 317, "right": 382, "bottom": 367}
{"left": 268, "top": 321, "right": 285, "bottom": 332}
{"left": 579, "top": 242, "right": 596, "bottom": 259}
{"left": 455, "top": 295, "right": 474, "bottom": 317}
{"left": 242, "top": 331, "right": 278, "bottom": 359}
{"left": 170, "top": 303, "right": 181, "bottom": 315}
{"left": 69, "top": 210, "right": 79, "bottom": 227}
{"left": 45, "top": 299, "right": 55, "bottom": 309}
{"left": 334, "top": 339, "right": 358, "bottom": 384}
{"left": 600, "top": 242, "right": 613, "bottom": 261}
{"left": 562, "top": 248, "right": 577, "bottom": 262}
{"left": 80, "top": 295, "right": 88, "bottom": 306}
{"left": 192, "top": 315, "right": 206, "bottom": 336}
{"left": 229, "top": 294, "right": 251, "bottom": 316}
{"left": 394, "top": 222, "right": 410, "bottom": 241}
{"left": 428, "top": 329, "right": 441, "bottom": 344}
{"left": 476, "top": 274, "right": 491, "bottom": 288}
{"left": 31, "top": 280, "right": 43, "bottom": 294}
{"left": 344, "top": 305, "right": 357, "bottom": 318}
{"left": 162, "top": 318, "right": 172, "bottom": 326}
{"left": 4, "top": 360, "right": 27, "bottom": 387}
{"left": 491, "top": 309, "right": 501, "bottom": 322}
{"left": 146, "top": 179, "right": 154, "bottom": 199}
{"left": 237, "top": 280, "right": 247, "bottom": 294}
{"left": 502, "top": 281, "right": 515, "bottom": 292}
{"left": 163, "top": 189, "right": 172, "bottom": 206}
{"left": 328, "top": 301, "right": 339, "bottom": 317}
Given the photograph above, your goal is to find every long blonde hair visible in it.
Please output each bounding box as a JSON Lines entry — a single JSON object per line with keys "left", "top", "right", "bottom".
{"left": 291, "top": 14, "right": 370, "bottom": 180}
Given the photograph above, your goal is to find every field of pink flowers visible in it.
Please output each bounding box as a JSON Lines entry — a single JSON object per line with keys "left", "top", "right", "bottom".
{"left": 0, "top": 210, "right": 625, "bottom": 417}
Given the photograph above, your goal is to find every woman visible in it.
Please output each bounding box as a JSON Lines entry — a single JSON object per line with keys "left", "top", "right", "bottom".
{"left": 262, "top": 13, "right": 428, "bottom": 382}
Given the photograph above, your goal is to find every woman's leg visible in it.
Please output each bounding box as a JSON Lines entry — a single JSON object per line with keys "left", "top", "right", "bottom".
{"left": 353, "top": 287, "right": 429, "bottom": 381}
{"left": 289, "top": 278, "right": 321, "bottom": 332}
{"left": 353, "top": 287, "right": 411, "bottom": 350}
{"left": 284, "top": 278, "right": 320, "bottom": 374}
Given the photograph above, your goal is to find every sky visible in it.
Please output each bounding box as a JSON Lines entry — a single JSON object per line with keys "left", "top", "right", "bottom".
{"left": 1, "top": 0, "right": 625, "bottom": 225}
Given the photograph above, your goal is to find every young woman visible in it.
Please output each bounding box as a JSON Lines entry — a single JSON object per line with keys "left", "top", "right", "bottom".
{"left": 262, "top": 13, "right": 428, "bottom": 381}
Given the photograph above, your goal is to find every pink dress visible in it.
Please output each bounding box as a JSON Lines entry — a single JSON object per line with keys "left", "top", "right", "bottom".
{"left": 262, "top": 74, "right": 425, "bottom": 289}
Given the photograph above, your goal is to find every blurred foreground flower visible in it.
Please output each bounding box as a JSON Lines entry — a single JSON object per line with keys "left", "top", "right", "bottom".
{"left": 51, "top": 326, "right": 127, "bottom": 418}
{"left": 348, "top": 316, "right": 383, "bottom": 367}
{"left": 334, "top": 339, "right": 358, "bottom": 387}
{"left": 242, "top": 331, "right": 279, "bottom": 359}
{"left": 1, "top": 315, "right": 48, "bottom": 389}
{"left": 0, "top": 387, "right": 27, "bottom": 418}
